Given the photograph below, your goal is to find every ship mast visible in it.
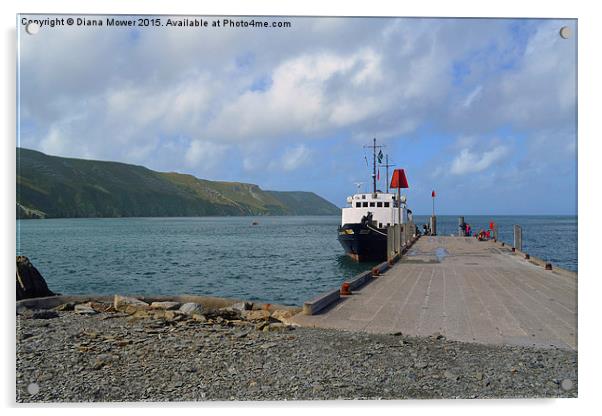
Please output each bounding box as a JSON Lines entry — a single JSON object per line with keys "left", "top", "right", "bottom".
{"left": 382, "top": 154, "right": 395, "bottom": 194}
{"left": 363, "top": 138, "right": 384, "bottom": 195}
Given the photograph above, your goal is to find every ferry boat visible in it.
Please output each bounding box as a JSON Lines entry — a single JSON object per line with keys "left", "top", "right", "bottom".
{"left": 337, "top": 139, "right": 410, "bottom": 262}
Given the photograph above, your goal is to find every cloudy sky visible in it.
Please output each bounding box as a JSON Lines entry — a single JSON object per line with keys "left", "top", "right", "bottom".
{"left": 17, "top": 16, "right": 577, "bottom": 214}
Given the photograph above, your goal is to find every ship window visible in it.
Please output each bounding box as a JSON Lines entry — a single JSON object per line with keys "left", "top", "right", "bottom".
{"left": 363, "top": 202, "right": 368, "bottom": 207}
{"left": 355, "top": 202, "right": 361, "bottom": 208}
{"left": 377, "top": 202, "right": 383, "bottom": 207}
{"left": 369, "top": 202, "right": 375, "bottom": 207}
{"left": 379, "top": 222, "right": 382, "bottom": 228}
{"left": 362, "top": 195, "right": 366, "bottom": 199}
{"left": 384, "top": 202, "right": 390, "bottom": 208}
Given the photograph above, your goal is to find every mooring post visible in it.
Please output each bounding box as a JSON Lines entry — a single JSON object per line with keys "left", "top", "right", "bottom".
{"left": 513, "top": 224, "right": 522, "bottom": 252}
{"left": 387, "top": 226, "right": 395, "bottom": 261}
{"left": 430, "top": 216, "right": 437, "bottom": 236}
{"left": 458, "top": 216, "right": 465, "bottom": 236}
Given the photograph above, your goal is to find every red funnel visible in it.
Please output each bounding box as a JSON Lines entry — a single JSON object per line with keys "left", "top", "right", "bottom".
{"left": 390, "top": 169, "right": 409, "bottom": 189}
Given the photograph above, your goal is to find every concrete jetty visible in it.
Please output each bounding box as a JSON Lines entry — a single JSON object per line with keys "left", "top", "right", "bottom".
{"left": 293, "top": 236, "right": 577, "bottom": 350}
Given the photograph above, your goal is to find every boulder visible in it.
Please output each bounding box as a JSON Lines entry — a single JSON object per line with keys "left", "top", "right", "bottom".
{"left": 31, "top": 310, "right": 59, "bottom": 319}
{"left": 114, "top": 295, "right": 149, "bottom": 313}
{"left": 74, "top": 303, "right": 98, "bottom": 315}
{"left": 165, "top": 310, "right": 187, "bottom": 321}
{"left": 263, "top": 323, "right": 294, "bottom": 332}
{"left": 230, "top": 301, "right": 253, "bottom": 312}
{"left": 88, "top": 301, "right": 113, "bottom": 313}
{"left": 179, "top": 302, "right": 203, "bottom": 316}
{"left": 55, "top": 302, "right": 75, "bottom": 311}
{"left": 216, "top": 308, "right": 242, "bottom": 320}
{"left": 131, "top": 310, "right": 151, "bottom": 319}
{"left": 242, "top": 310, "right": 270, "bottom": 321}
{"left": 150, "top": 301, "right": 181, "bottom": 310}
{"left": 16, "top": 256, "right": 56, "bottom": 301}
{"left": 270, "top": 309, "right": 298, "bottom": 326}
{"left": 192, "top": 313, "right": 207, "bottom": 322}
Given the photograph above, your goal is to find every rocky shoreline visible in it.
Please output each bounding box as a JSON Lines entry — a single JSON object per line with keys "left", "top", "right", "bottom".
{"left": 16, "top": 295, "right": 577, "bottom": 402}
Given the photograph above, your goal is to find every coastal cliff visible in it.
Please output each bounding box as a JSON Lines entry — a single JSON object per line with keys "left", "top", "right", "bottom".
{"left": 16, "top": 148, "right": 340, "bottom": 219}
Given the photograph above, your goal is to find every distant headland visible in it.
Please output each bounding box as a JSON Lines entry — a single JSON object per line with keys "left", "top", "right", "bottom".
{"left": 16, "top": 148, "right": 340, "bottom": 219}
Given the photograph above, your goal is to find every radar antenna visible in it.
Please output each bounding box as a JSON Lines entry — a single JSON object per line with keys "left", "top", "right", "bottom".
{"left": 353, "top": 182, "right": 365, "bottom": 194}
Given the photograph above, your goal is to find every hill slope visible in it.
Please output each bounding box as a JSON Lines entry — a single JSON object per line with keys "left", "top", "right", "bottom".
{"left": 16, "top": 148, "right": 340, "bottom": 219}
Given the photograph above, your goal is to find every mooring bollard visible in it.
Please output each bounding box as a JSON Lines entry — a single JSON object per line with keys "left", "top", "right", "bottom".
{"left": 513, "top": 224, "right": 523, "bottom": 252}
{"left": 340, "top": 282, "right": 352, "bottom": 296}
{"left": 545, "top": 263, "right": 553, "bottom": 270}
{"left": 525, "top": 253, "right": 530, "bottom": 259}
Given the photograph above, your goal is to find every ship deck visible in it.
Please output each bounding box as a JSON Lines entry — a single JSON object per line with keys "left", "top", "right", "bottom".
{"left": 292, "top": 236, "right": 577, "bottom": 350}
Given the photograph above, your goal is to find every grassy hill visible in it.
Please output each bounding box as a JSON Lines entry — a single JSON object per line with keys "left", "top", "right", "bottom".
{"left": 16, "top": 148, "right": 340, "bottom": 219}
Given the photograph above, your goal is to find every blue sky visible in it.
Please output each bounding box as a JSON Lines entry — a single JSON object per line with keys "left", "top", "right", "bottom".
{"left": 18, "top": 16, "right": 577, "bottom": 215}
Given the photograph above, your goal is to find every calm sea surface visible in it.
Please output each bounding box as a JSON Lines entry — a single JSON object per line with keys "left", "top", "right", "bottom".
{"left": 16, "top": 215, "right": 577, "bottom": 306}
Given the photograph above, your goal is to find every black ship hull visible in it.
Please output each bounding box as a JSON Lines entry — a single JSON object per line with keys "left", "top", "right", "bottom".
{"left": 337, "top": 223, "right": 387, "bottom": 262}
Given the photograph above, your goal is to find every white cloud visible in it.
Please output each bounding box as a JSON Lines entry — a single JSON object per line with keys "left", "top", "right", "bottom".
{"left": 185, "top": 140, "right": 230, "bottom": 171}
{"left": 268, "top": 145, "right": 312, "bottom": 172}
{"left": 17, "top": 16, "right": 576, "bottom": 188}
{"left": 450, "top": 145, "right": 510, "bottom": 175}
{"left": 281, "top": 145, "right": 312, "bottom": 171}
{"left": 206, "top": 49, "right": 387, "bottom": 141}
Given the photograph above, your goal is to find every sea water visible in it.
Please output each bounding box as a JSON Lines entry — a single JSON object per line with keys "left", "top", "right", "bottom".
{"left": 16, "top": 215, "right": 577, "bottom": 305}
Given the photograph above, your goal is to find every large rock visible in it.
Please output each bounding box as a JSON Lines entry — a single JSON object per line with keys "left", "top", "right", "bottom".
{"left": 16, "top": 256, "right": 55, "bottom": 301}
{"left": 271, "top": 309, "right": 299, "bottom": 326}
{"left": 178, "top": 302, "right": 203, "bottom": 316}
{"left": 114, "top": 295, "right": 150, "bottom": 313}
{"left": 31, "top": 310, "right": 59, "bottom": 319}
{"left": 230, "top": 302, "right": 253, "bottom": 312}
{"left": 74, "top": 303, "right": 98, "bottom": 315}
{"left": 150, "top": 301, "right": 181, "bottom": 310}
{"left": 242, "top": 310, "right": 270, "bottom": 321}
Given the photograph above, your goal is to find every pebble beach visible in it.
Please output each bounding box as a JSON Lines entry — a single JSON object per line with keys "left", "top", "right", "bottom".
{"left": 16, "top": 299, "right": 577, "bottom": 402}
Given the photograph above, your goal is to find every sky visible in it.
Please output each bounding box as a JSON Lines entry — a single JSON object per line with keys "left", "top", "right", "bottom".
{"left": 17, "top": 16, "right": 577, "bottom": 215}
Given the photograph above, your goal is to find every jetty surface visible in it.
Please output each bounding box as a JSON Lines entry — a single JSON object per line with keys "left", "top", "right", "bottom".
{"left": 293, "top": 236, "right": 577, "bottom": 350}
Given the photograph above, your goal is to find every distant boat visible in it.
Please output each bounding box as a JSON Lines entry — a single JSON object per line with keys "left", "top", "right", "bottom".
{"left": 251, "top": 220, "right": 259, "bottom": 226}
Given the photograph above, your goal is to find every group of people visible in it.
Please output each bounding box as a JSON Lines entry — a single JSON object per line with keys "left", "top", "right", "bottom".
{"left": 461, "top": 222, "right": 493, "bottom": 240}
{"left": 475, "top": 229, "right": 492, "bottom": 241}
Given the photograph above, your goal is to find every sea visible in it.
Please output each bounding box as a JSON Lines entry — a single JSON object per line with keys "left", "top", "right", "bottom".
{"left": 16, "top": 215, "right": 577, "bottom": 306}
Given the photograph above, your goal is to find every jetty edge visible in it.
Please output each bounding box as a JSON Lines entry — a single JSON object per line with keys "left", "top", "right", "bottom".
{"left": 303, "top": 233, "right": 420, "bottom": 315}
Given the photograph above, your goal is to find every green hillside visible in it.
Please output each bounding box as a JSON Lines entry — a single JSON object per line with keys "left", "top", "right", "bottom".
{"left": 16, "top": 148, "right": 340, "bottom": 219}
